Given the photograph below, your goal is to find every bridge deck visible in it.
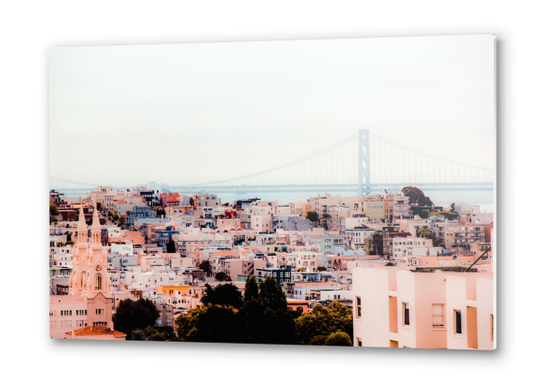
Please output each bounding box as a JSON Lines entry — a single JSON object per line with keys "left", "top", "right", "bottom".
{"left": 54, "top": 182, "right": 494, "bottom": 196}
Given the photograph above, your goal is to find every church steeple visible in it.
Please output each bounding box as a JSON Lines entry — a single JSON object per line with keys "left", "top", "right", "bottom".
{"left": 70, "top": 195, "right": 112, "bottom": 298}
{"left": 90, "top": 195, "right": 101, "bottom": 246}
{"left": 77, "top": 196, "right": 88, "bottom": 244}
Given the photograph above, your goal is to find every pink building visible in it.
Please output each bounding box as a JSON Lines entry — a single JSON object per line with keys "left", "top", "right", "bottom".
{"left": 217, "top": 218, "right": 242, "bottom": 230}
{"left": 352, "top": 263, "right": 494, "bottom": 350}
{"left": 50, "top": 200, "right": 117, "bottom": 339}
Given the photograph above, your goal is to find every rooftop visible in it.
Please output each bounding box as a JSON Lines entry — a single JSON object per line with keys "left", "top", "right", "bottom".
{"left": 66, "top": 326, "right": 126, "bottom": 337}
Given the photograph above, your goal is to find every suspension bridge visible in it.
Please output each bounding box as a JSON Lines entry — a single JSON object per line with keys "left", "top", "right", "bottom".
{"left": 50, "top": 129, "right": 494, "bottom": 196}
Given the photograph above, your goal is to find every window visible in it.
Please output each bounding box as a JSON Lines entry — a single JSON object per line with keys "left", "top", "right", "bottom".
{"left": 432, "top": 304, "right": 445, "bottom": 328}
{"left": 356, "top": 296, "right": 362, "bottom": 318}
{"left": 454, "top": 310, "right": 462, "bottom": 335}
{"left": 403, "top": 303, "right": 410, "bottom": 326}
{"left": 95, "top": 273, "right": 102, "bottom": 291}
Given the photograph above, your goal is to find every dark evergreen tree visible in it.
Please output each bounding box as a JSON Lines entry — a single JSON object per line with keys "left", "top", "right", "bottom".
{"left": 243, "top": 276, "right": 260, "bottom": 303}
{"left": 198, "top": 260, "right": 212, "bottom": 274}
{"left": 166, "top": 238, "right": 176, "bottom": 253}
{"left": 306, "top": 211, "right": 318, "bottom": 223}
{"left": 112, "top": 298, "right": 160, "bottom": 340}
{"left": 259, "top": 275, "right": 287, "bottom": 311}
{"left": 176, "top": 304, "right": 240, "bottom": 343}
{"left": 200, "top": 283, "right": 243, "bottom": 309}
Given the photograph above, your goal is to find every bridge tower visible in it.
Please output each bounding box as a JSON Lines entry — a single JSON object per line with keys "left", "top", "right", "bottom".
{"left": 358, "top": 129, "right": 371, "bottom": 196}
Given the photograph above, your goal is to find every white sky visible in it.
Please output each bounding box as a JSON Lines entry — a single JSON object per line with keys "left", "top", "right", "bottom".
{"left": 49, "top": 35, "right": 495, "bottom": 187}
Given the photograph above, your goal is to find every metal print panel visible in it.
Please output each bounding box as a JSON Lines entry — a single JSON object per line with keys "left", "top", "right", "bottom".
{"left": 49, "top": 35, "right": 496, "bottom": 349}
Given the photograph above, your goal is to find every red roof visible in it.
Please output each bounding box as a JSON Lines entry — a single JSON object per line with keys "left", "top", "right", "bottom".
{"left": 66, "top": 326, "right": 126, "bottom": 337}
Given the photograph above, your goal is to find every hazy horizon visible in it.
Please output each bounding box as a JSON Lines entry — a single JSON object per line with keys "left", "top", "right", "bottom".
{"left": 49, "top": 35, "right": 495, "bottom": 188}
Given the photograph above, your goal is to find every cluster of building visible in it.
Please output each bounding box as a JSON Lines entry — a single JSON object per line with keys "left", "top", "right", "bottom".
{"left": 49, "top": 185, "right": 495, "bottom": 349}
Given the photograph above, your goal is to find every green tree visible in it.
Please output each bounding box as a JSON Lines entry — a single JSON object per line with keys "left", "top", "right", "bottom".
{"left": 118, "top": 215, "right": 126, "bottom": 226}
{"left": 433, "top": 211, "right": 459, "bottom": 220}
{"left": 322, "top": 213, "right": 331, "bottom": 230}
{"left": 201, "top": 283, "right": 243, "bottom": 309}
{"left": 198, "top": 260, "right": 212, "bottom": 274}
{"left": 295, "top": 302, "right": 353, "bottom": 345}
{"left": 112, "top": 298, "right": 160, "bottom": 340}
{"left": 50, "top": 200, "right": 60, "bottom": 216}
{"left": 256, "top": 276, "right": 297, "bottom": 344}
{"left": 215, "top": 272, "right": 230, "bottom": 281}
{"left": 176, "top": 276, "right": 298, "bottom": 345}
{"left": 306, "top": 211, "right": 318, "bottom": 223}
{"left": 325, "top": 331, "right": 353, "bottom": 346}
{"left": 132, "top": 325, "right": 178, "bottom": 341}
{"left": 243, "top": 276, "right": 260, "bottom": 303}
{"left": 176, "top": 304, "right": 240, "bottom": 343}
{"left": 166, "top": 238, "right": 176, "bottom": 253}
{"left": 417, "top": 228, "right": 441, "bottom": 247}
{"left": 402, "top": 186, "right": 433, "bottom": 207}
{"left": 259, "top": 275, "right": 287, "bottom": 311}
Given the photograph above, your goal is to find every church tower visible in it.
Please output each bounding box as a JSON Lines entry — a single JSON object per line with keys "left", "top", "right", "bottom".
{"left": 69, "top": 196, "right": 112, "bottom": 298}
{"left": 85, "top": 195, "right": 112, "bottom": 295}
{"left": 69, "top": 200, "right": 88, "bottom": 297}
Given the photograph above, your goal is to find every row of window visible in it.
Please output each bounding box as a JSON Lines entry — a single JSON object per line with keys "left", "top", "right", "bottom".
{"left": 50, "top": 320, "right": 85, "bottom": 328}
{"left": 355, "top": 297, "right": 476, "bottom": 334}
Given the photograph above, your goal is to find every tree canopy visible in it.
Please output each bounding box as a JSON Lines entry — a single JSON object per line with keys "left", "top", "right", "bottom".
{"left": 243, "top": 276, "right": 260, "bottom": 303}
{"left": 166, "top": 238, "right": 176, "bottom": 253}
{"left": 428, "top": 211, "right": 459, "bottom": 220}
{"left": 325, "top": 331, "right": 353, "bottom": 346}
{"left": 295, "top": 302, "right": 353, "bottom": 345}
{"left": 416, "top": 228, "right": 440, "bottom": 246}
{"left": 112, "top": 298, "right": 160, "bottom": 340}
{"left": 402, "top": 186, "right": 433, "bottom": 207}
{"left": 176, "top": 276, "right": 297, "bottom": 345}
{"left": 258, "top": 275, "right": 287, "bottom": 310}
{"left": 176, "top": 304, "right": 240, "bottom": 343}
{"left": 49, "top": 200, "right": 60, "bottom": 216}
{"left": 200, "top": 283, "right": 243, "bottom": 309}
{"left": 306, "top": 211, "right": 318, "bottom": 223}
{"left": 214, "top": 272, "right": 231, "bottom": 281}
{"left": 132, "top": 325, "right": 178, "bottom": 342}
{"left": 198, "top": 260, "right": 212, "bottom": 274}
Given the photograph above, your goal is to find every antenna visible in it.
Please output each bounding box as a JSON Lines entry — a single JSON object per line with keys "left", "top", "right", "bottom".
{"left": 466, "top": 246, "right": 491, "bottom": 271}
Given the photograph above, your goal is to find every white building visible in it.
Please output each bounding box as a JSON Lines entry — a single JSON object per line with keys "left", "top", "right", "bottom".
{"left": 392, "top": 236, "right": 437, "bottom": 265}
